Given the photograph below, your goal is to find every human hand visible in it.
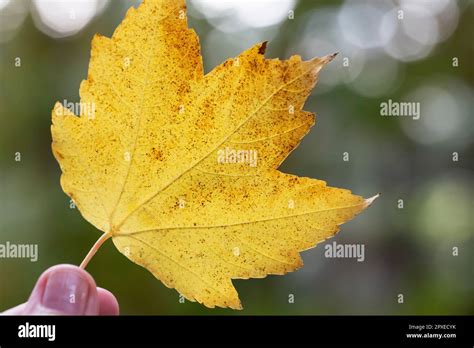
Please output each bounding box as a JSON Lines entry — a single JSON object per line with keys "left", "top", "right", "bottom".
{"left": 2, "top": 264, "right": 119, "bottom": 315}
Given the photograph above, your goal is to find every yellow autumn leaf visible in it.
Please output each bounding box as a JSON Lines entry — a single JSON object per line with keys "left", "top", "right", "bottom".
{"left": 51, "top": 0, "right": 377, "bottom": 310}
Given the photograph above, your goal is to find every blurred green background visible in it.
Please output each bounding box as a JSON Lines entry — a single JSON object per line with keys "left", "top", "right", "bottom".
{"left": 0, "top": 0, "right": 473, "bottom": 315}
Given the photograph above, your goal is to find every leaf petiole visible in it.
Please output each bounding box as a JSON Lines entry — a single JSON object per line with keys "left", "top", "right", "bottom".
{"left": 80, "top": 231, "right": 112, "bottom": 269}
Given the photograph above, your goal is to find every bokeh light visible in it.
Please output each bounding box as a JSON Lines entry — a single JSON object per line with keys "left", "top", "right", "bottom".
{"left": 338, "top": 0, "right": 396, "bottom": 50}
{"left": 31, "top": 0, "right": 109, "bottom": 38}
{"left": 0, "top": 0, "right": 11, "bottom": 10}
{"left": 400, "top": 79, "right": 473, "bottom": 146}
{"left": 191, "top": 0, "right": 296, "bottom": 33}
{"left": 0, "top": 0, "right": 28, "bottom": 43}
{"left": 414, "top": 170, "right": 473, "bottom": 241}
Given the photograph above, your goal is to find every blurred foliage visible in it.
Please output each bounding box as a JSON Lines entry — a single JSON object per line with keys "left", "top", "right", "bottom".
{"left": 0, "top": 0, "right": 473, "bottom": 315}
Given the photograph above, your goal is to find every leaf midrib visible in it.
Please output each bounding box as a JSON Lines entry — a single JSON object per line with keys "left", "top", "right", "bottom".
{"left": 115, "top": 199, "right": 366, "bottom": 236}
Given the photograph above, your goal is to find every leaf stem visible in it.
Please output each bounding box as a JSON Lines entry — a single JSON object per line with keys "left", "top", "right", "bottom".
{"left": 80, "top": 231, "right": 112, "bottom": 269}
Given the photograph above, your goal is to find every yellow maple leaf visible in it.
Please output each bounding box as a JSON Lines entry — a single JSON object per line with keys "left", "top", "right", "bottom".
{"left": 51, "top": 0, "right": 377, "bottom": 310}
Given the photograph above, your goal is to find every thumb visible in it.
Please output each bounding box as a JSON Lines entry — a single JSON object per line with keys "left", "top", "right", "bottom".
{"left": 23, "top": 264, "right": 99, "bottom": 315}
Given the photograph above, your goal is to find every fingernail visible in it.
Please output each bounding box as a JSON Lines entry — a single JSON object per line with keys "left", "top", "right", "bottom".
{"left": 41, "top": 270, "right": 91, "bottom": 314}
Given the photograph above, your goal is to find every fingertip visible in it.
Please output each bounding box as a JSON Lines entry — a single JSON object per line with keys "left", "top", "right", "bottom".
{"left": 97, "top": 287, "right": 120, "bottom": 315}
{"left": 25, "top": 264, "right": 99, "bottom": 315}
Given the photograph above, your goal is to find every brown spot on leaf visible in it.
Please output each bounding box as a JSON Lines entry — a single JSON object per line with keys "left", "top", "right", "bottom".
{"left": 53, "top": 149, "right": 64, "bottom": 160}
{"left": 151, "top": 147, "right": 163, "bottom": 161}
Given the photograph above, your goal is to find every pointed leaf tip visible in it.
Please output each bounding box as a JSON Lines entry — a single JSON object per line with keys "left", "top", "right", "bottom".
{"left": 323, "top": 52, "right": 338, "bottom": 63}
{"left": 258, "top": 41, "right": 268, "bottom": 55}
{"left": 365, "top": 193, "right": 380, "bottom": 207}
